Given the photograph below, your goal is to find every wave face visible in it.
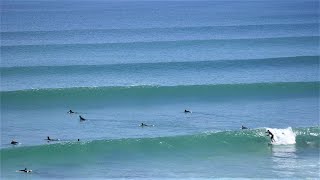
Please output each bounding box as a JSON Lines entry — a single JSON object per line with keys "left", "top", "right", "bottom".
{"left": 1, "top": 127, "right": 319, "bottom": 163}
{"left": 2, "top": 82, "right": 318, "bottom": 108}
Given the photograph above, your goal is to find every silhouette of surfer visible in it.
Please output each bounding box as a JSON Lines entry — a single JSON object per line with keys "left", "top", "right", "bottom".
{"left": 184, "top": 109, "right": 191, "bottom": 113}
{"left": 46, "top": 136, "right": 59, "bottom": 141}
{"left": 19, "top": 168, "right": 32, "bottom": 173}
{"left": 11, "top": 140, "right": 18, "bottom": 145}
{"left": 68, "top": 110, "right": 75, "bottom": 114}
{"left": 140, "top": 123, "right": 148, "bottom": 127}
{"left": 241, "top": 125, "right": 248, "bottom": 130}
{"left": 266, "top": 130, "right": 275, "bottom": 142}
{"left": 79, "top": 115, "right": 86, "bottom": 121}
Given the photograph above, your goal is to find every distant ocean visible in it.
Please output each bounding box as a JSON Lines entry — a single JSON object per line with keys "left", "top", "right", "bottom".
{"left": 1, "top": 0, "right": 319, "bottom": 179}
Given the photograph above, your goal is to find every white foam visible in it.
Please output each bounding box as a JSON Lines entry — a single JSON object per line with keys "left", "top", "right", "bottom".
{"left": 266, "top": 127, "right": 296, "bottom": 145}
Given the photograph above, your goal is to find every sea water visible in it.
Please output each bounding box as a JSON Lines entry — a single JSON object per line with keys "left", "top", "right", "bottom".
{"left": 1, "top": 0, "right": 319, "bottom": 179}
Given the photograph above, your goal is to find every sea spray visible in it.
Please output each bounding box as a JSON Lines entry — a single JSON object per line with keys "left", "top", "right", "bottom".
{"left": 266, "top": 127, "right": 296, "bottom": 145}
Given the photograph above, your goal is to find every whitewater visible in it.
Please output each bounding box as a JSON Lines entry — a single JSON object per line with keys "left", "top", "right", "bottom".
{"left": 1, "top": 0, "right": 319, "bottom": 179}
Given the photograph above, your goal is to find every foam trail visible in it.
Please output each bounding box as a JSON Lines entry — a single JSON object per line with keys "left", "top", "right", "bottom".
{"left": 267, "top": 127, "right": 296, "bottom": 145}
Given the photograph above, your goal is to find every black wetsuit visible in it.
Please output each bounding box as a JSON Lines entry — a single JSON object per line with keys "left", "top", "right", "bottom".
{"left": 19, "top": 168, "right": 29, "bottom": 173}
{"left": 266, "top": 131, "right": 275, "bottom": 142}
{"left": 11, "top": 141, "right": 18, "bottom": 145}
{"left": 140, "top": 123, "right": 148, "bottom": 127}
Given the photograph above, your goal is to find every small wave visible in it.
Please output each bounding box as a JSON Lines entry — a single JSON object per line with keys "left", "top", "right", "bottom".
{"left": 2, "top": 36, "right": 318, "bottom": 48}
{"left": 1, "top": 127, "right": 318, "bottom": 161}
{"left": 1, "top": 55, "right": 318, "bottom": 70}
{"left": 1, "top": 82, "right": 318, "bottom": 108}
{"left": 2, "top": 22, "right": 318, "bottom": 34}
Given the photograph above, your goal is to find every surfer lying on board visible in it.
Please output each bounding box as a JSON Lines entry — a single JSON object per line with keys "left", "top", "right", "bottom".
{"left": 68, "top": 110, "right": 75, "bottom": 114}
{"left": 11, "top": 140, "right": 19, "bottom": 145}
{"left": 266, "top": 130, "right": 275, "bottom": 142}
{"left": 79, "top": 115, "right": 86, "bottom": 121}
{"left": 184, "top": 109, "right": 191, "bottom": 113}
{"left": 140, "top": 123, "right": 148, "bottom": 127}
{"left": 19, "top": 168, "right": 32, "bottom": 173}
{"left": 241, "top": 125, "right": 248, "bottom": 130}
{"left": 46, "top": 136, "right": 59, "bottom": 141}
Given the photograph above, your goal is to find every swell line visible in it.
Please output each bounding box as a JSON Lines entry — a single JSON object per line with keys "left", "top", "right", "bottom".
{"left": 1, "top": 82, "right": 319, "bottom": 108}
{"left": 1, "top": 127, "right": 319, "bottom": 159}
{"left": 1, "top": 22, "right": 318, "bottom": 34}
{"left": 1, "top": 36, "right": 318, "bottom": 48}
{"left": 1, "top": 55, "right": 318, "bottom": 75}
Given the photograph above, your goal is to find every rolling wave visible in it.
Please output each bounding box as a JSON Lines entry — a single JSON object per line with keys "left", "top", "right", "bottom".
{"left": 1, "top": 56, "right": 318, "bottom": 76}
{"left": 2, "top": 22, "right": 318, "bottom": 34}
{"left": 1, "top": 127, "right": 319, "bottom": 163}
{"left": 2, "top": 35, "right": 318, "bottom": 68}
{"left": 1, "top": 82, "right": 318, "bottom": 108}
{"left": 2, "top": 36, "right": 318, "bottom": 48}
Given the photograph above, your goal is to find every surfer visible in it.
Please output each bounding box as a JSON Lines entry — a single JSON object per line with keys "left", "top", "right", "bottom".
{"left": 19, "top": 168, "right": 32, "bottom": 173}
{"left": 241, "top": 125, "right": 248, "bottom": 130}
{"left": 11, "top": 140, "right": 18, "bottom": 145}
{"left": 140, "top": 123, "right": 148, "bottom": 127}
{"left": 184, "top": 109, "right": 191, "bottom": 113}
{"left": 78, "top": 139, "right": 80, "bottom": 141}
{"left": 79, "top": 115, "right": 86, "bottom": 121}
{"left": 68, "top": 110, "right": 75, "bottom": 114}
{"left": 266, "top": 130, "right": 275, "bottom": 142}
{"left": 46, "top": 136, "right": 59, "bottom": 141}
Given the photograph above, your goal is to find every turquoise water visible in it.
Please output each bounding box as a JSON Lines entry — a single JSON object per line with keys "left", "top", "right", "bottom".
{"left": 1, "top": 0, "right": 319, "bottom": 179}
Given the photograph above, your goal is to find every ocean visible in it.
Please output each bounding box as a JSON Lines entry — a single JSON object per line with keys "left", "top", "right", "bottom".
{"left": 1, "top": 0, "right": 319, "bottom": 179}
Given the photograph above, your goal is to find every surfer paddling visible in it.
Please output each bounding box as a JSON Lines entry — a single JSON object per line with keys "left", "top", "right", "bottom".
{"left": 11, "top": 140, "right": 19, "bottom": 145}
{"left": 266, "top": 130, "right": 275, "bottom": 142}
{"left": 79, "top": 115, "right": 86, "bottom": 121}
{"left": 68, "top": 110, "right": 75, "bottom": 114}
{"left": 241, "top": 125, "right": 248, "bottom": 130}
{"left": 140, "top": 123, "right": 148, "bottom": 127}
{"left": 184, "top": 109, "right": 191, "bottom": 113}
{"left": 46, "top": 136, "right": 59, "bottom": 141}
{"left": 18, "top": 168, "right": 32, "bottom": 173}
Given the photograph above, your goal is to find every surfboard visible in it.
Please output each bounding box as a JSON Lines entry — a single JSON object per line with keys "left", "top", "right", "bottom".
{"left": 45, "top": 139, "right": 60, "bottom": 141}
{"left": 16, "top": 170, "right": 32, "bottom": 173}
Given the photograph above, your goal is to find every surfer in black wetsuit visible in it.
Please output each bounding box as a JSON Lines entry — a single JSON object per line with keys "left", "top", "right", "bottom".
{"left": 46, "top": 136, "right": 59, "bottom": 141}
{"left": 68, "top": 110, "right": 75, "bottom": 114}
{"left": 79, "top": 115, "right": 86, "bottom": 121}
{"left": 11, "top": 140, "right": 18, "bottom": 145}
{"left": 266, "top": 130, "right": 275, "bottom": 142}
{"left": 241, "top": 125, "right": 248, "bottom": 130}
{"left": 184, "top": 109, "right": 191, "bottom": 113}
{"left": 140, "top": 123, "right": 148, "bottom": 127}
{"left": 19, "top": 168, "right": 32, "bottom": 173}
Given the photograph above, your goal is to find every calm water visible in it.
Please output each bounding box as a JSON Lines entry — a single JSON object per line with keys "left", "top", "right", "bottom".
{"left": 1, "top": 0, "right": 319, "bottom": 179}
